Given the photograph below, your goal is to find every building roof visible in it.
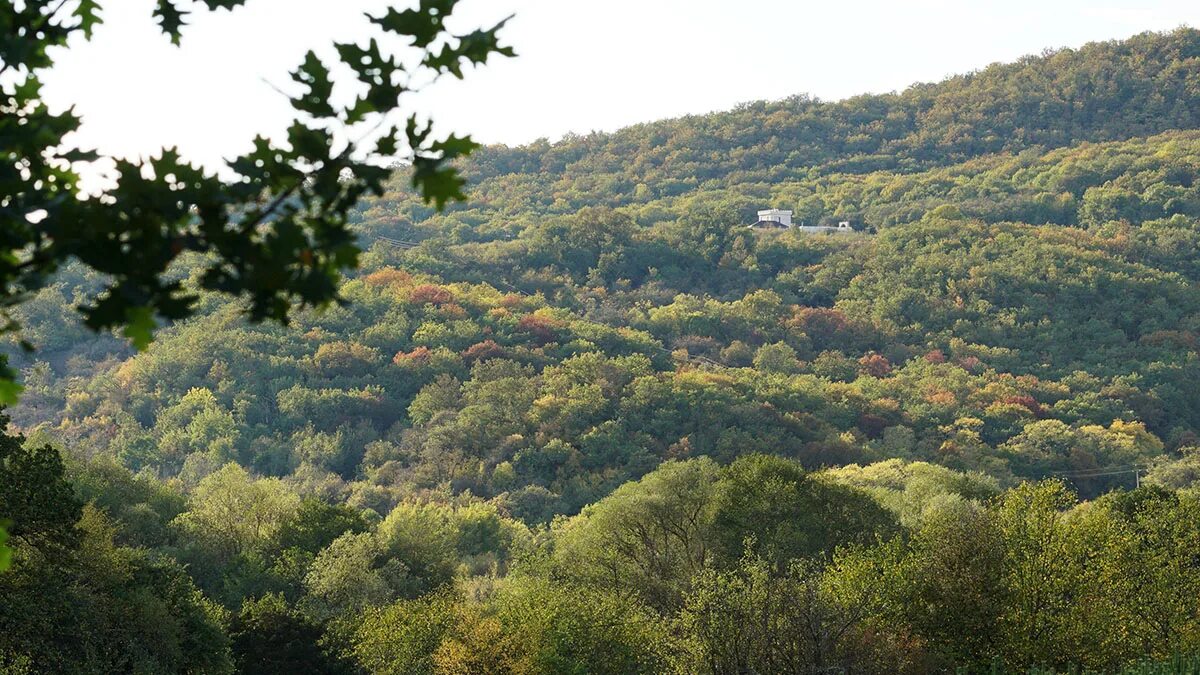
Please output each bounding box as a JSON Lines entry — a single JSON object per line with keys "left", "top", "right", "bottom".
{"left": 750, "top": 219, "right": 790, "bottom": 229}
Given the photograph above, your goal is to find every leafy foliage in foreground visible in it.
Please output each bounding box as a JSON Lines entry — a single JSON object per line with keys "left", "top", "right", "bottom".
{"left": 6, "top": 437, "right": 1200, "bottom": 673}
{"left": 0, "top": 0, "right": 512, "bottom": 399}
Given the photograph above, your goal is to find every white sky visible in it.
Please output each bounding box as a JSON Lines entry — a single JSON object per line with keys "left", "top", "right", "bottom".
{"left": 39, "top": 0, "right": 1200, "bottom": 172}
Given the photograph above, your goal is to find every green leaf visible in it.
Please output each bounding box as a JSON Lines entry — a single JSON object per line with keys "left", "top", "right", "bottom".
{"left": 291, "top": 51, "right": 338, "bottom": 118}
{"left": 430, "top": 133, "right": 479, "bottom": 160}
{"left": 0, "top": 377, "right": 22, "bottom": 407}
{"left": 200, "top": 0, "right": 251, "bottom": 9}
{"left": 411, "top": 160, "right": 468, "bottom": 210}
{"left": 336, "top": 39, "right": 406, "bottom": 122}
{"left": 153, "top": 0, "right": 188, "bottom": 44}
{"left": 423, "top": 17, "right": 516, "bottom": 79}
{"left": 368, "top": 0, "right": 458, "bottom": 48}
{"left": 287, "top": 122, "right": 333, "bottom": 162}
{"left": 75, "top": 0, "right": 104, "bottom": 39}
{"left": 376, "top": 127, "right": 401, "bottom": 156}
{"left": 122, "top": 306, "right": 156, "bottom": 351}
{"left": 0, "top": 523, "right": 10, "bottom": 572}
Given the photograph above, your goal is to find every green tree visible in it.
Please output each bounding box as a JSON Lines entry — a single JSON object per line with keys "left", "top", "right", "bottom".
{"left": 302, "top": 531, "right": 406, "bottom": 621}
{"left": 0, "top": 418, "right": 79, "bottom": 553}
{"left": 1098, "top": 487, "right": 1200, "bottom": 659}
{"left": 0, "top": 413, "right": 77, "bottom": 588}
{"left": 752, "top": 341, "right": 802, "bottom": 375}
{"left": 173, "top": 462, "right": 302, "bottom": 562}
{"left": 230, "top": 593, "right": 351, "bottom": 674}
{"left": 875, "top": 500, "right": 1006, "bottom": 668}
{"left": 278, "top": 498, "right": 369, "bottom": 556}
{"left": 552, "top": 458, "right": 720, "bottom": 611}
{"left": 1, "top": 432, "right": 233, "bottom": 672}
{"left": 352, "top": 591, "right": 461, "bottom": 675}
{"left": 676, "top": 555, "right": 920, "bottom": 675}
{"left": 486, "top": 577, "right": 668, "bottom": 675}
{"left": 710, "top": 454, "right": 898, "bottom": 567}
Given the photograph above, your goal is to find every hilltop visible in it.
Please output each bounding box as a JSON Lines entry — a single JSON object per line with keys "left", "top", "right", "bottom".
{"left": 359, "top": 28, "right": 1200, "bottom": 236}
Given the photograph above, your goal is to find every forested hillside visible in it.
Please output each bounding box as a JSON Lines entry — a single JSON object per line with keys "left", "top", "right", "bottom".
{"left": 6, "top": 28, "right": 1200, "bottom": 674}
{"left": 357, "top": 28, "right": 1200, "bottom": 234}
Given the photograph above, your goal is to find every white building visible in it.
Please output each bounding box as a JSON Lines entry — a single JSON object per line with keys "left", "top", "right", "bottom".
{"left": 749, "top": 209, "right": 857, "bottom": 234}
{"left": 755, "top": 209, "right": 793, "bottom": 227}
{"left": 793, "top": 220, "right": 854, "bottom": 234}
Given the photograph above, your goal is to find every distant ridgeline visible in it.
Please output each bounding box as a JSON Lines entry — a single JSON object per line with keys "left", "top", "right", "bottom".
{"left": 356, "top": 28, "right": 1200, "bottom": 237}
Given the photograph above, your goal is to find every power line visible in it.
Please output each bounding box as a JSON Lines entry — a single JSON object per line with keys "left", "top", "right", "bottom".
{"left": 377, "top": 235, "right": 420, "bottom": 249}
{"left": 1054, "top": 468, "right": 1144, "bottom": 478}
{"left": 1048, "top": 465, "right": 1148, "bottom": 488}
{"left": 1049, "top": 464, "right": 1145, "bottom": 477}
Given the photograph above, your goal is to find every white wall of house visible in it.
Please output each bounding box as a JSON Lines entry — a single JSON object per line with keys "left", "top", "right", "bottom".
{"left": 757, "top": 209, "right": 793, "bottom": 226}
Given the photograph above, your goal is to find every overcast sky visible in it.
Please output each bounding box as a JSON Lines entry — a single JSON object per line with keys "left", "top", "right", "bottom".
{"left": 39, "top": 0, "right": 1200, "bottom": 172}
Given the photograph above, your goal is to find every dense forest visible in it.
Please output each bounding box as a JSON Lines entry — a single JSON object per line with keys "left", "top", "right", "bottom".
{"left": 6, "top": 28, "right": 1200, "bottom": 674}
